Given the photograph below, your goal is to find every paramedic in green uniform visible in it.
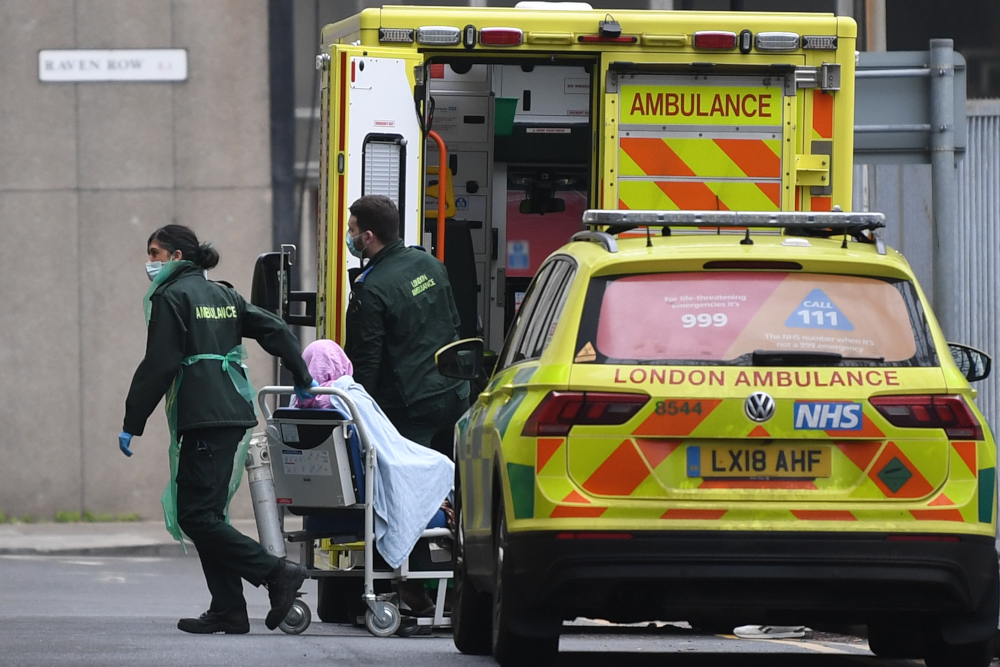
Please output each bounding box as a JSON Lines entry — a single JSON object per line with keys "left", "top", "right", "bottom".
{"left": 119, "top": 224, "right": 315, "bottom": 634}
{"left": 344, "top": 195, "right": 469, "bottom": 457}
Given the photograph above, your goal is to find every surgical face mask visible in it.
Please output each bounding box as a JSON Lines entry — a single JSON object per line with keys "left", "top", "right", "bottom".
{"left": 145, "top": 261, "right": 163, "bottom": 282}
{"left": 346, "top": 231, "right": 366, "bottom": 259}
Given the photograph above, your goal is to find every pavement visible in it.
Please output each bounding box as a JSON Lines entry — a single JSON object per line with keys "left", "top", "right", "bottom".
{"left": 0, "top": 517, "right": 301, "bottom": 557}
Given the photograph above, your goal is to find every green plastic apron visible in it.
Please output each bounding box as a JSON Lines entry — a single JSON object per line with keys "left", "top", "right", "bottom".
{"left": 144, "top": 261, "right": 256, "bottom": 551}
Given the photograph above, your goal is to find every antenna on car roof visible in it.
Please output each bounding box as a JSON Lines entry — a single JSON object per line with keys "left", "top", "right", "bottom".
{"left": 833, "top": 205, "right": 849, "bottom": 248}
{"left": 645, "top": 224, "right": 652, "bottom": 248}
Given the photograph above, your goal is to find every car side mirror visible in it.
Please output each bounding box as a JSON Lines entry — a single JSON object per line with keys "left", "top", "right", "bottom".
{"left": 436, "top": 338, "right": 485, "bottom": 380}
{"left": 948, "top": 343, "right": 992, "bottom": 382}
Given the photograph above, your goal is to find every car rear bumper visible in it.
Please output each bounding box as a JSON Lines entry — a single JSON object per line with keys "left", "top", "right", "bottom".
{"left": 505, "top": 530, "right": 998, "bottom": 630}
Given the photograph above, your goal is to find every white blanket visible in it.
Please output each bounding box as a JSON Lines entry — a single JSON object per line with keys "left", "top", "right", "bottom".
{"left": 323, "top": 376, "right": 454, "bottom": 569}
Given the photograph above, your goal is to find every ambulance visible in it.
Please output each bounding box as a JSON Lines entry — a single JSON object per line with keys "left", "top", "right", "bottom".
{"left": 304, "top": 2, "right": 855, "bottom": 352}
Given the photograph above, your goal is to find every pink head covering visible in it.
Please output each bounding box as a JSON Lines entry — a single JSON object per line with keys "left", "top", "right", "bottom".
{"left": 295, "top": 340, "right": 354, "bottom": 409}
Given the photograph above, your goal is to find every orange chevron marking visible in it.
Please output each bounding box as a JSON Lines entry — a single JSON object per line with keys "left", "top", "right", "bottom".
{"left": 757, "top": 182, "right": 781, "bottom": 208}
{"left": 813, "top": 89, "right": 834, "bottom": 139}
{"left": 869, "top": 442, "right": 934, "bottom": 498}
{"left": 929, "top": 494, "right": 955, "bottom": 506}
{"left": 791, "top": 510, "right": 856, "bottom": 521}
{"left": 699, "top": 479, "right": 818, "bottom": 490}
{"left": 811, "top": 196, "right": 832, "bottom": 212}
{"left": 910, "top": 509, "right": 965, "bottom": 522}
{"left": 661, "top": 509, "right": 727, "bottom": 520}
{"left": 551, "top": 505, "right": 607, "bottom": 518}
{"left": 620, "top": 137, "right": 695, "bottom": 177}
{"left": 582, "top": 441, "right": 650, "bottom": 496}
{"left": 537, "top": 438, "right": 563, "bottom": 472}
{"left": 634, "top": 400, "right": 722, "bottom": 437}
{"left": 656, "top": 181, "right": 729, "bottom": 210}
{"left": 835, "top": 441, "right": 882, "bottom": 473}
{"left": 562, "top": 490, "right": 591, "bottom": 504}
{"left": 953, "top": 441, "right": 977, "bottom": 476}
{"left": 748, "top": 426, "right": 770, "bottom": 438}
{"left": 635, "top": 439, "right": 680, "bottom": 469}
{"left": 713, "top": 138, "right": 780, "bottom": 178}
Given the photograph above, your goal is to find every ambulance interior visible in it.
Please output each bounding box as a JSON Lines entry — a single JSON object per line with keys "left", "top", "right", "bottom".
{"left": 421, "top": 58, "right": 596, "bottom": 355}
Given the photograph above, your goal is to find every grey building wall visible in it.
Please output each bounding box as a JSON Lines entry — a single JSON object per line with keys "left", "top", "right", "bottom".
{"left": 0, "top": 0, "right": 273, "bottom": 522}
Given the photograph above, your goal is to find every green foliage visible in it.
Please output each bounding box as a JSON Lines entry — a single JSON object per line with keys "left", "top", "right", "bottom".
{"left": 20, "top": 515, "right": 36, "bottom": 524}
{"left": 0, "top": 509, "right": 6, "bottom": 524}
{"left": 53, "top": 510, "right": 141, "bottom": 523}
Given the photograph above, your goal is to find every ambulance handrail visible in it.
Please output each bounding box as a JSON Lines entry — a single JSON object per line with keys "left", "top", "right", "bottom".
{"left": 427, "top": 130, "right": 448, "bottom": 262}
{"left": 258, "top": 385, "right": 379, "bottom": 595}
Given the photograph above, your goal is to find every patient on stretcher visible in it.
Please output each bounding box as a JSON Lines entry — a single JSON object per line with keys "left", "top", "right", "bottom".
{"left": 289, "top": 340, "right": 455, "bottom": 570}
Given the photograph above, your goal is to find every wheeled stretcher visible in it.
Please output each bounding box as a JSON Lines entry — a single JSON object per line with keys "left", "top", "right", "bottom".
{"left": 250, "top": 386, "right": 454, "bottom": 637}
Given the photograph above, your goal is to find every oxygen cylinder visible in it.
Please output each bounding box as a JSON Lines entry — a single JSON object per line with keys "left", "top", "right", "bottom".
{"left": 245, "top": 433, "right": 286, "bottom": 558}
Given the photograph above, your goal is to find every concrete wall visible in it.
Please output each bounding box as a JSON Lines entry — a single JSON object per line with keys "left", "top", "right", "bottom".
{"left": 0, "top": 0, "right": 273, "bottom": 521}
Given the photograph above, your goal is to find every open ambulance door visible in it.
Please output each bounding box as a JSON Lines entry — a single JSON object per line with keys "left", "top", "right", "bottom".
{"left": 317, "top": 45, "right": 425, "bottom": 343}
{"left": 599, "top": 55, "right": 841, "bottom": 215}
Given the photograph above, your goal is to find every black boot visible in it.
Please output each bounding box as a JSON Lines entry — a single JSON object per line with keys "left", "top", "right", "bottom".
{"left": 265, "top": 559, "right": 306, "bottom": 630}
{"left": 177, "top": 607, "right": 250, "bottom": 634}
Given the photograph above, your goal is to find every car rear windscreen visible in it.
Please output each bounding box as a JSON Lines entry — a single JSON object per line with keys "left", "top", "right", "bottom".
{"left": 575, "top": 272, "right": 937, "bottom": 366}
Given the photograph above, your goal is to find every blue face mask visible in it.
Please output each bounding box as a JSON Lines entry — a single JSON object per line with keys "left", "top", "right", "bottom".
{"left": 346, "top": 231, "right": 365, "bottom": 259}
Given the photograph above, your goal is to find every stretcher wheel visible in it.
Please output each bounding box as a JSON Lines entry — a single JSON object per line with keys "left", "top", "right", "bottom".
{"left": 279, "top": 598, "right": 312, "bottom": 635}
{"left": 365, "top": 601, "right": 401, "bottom": 637}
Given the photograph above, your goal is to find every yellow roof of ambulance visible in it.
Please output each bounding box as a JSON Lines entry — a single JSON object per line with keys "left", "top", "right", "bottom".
{"left": 324, "top": 6, "right": 856, "bottom": 47}
{"left": 561, "top": 234, "right": 915, "bottom": 282}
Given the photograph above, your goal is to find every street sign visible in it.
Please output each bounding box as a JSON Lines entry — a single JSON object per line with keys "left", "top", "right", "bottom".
{"left": 38, "top": 49, "right": 188, "bottom": 83}
{"left": 854, "top": 50, "right": 967, "bottom": 164}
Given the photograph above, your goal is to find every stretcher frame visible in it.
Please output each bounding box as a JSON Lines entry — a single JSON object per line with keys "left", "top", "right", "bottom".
{"left": 258, "top": 386, "right": 454, "bottom": 636}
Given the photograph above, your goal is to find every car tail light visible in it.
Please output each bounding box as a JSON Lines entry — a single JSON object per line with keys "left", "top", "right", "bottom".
{"left": 480, "top": 28, "right": 523, "bottom": 46}
{"left": 522, "top": 391, "right": 649, "bottom": 437}
{"left": 869, "top": 395, "right": 984, "bottom": 440}
{"left": 693, "top": 31, "right": 737, "bottom": 50}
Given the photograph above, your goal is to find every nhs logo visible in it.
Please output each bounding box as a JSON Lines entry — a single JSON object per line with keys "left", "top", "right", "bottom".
{"left": 794, "top": 402, "right": 863, "bottom": 430}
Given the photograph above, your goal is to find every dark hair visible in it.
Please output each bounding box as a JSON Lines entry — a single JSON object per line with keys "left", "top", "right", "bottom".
{"left": 147, "top": 224, "right": 220, "bottom": 270}
{"left": 349, "top": 195, "right": 400, "bottom": 244}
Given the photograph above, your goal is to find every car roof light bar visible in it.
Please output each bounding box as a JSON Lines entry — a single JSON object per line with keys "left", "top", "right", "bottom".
{"left": 581, "top": 209, "right": 886, "bottom": 232}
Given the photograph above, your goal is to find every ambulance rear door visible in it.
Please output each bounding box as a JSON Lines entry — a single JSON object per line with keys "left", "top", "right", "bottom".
{"left": 607, "top": 68, "right": 793, "bottom": 212}
{"left": 317, "top": 45, "right": 425, "bottom": 342}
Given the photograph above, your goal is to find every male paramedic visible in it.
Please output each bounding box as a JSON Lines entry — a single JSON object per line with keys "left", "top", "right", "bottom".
{"left": 119, "top": 224, "right": 317, "bottom": 634}
{"left": 344, "top": 195, "right": 470, "bottom": 457}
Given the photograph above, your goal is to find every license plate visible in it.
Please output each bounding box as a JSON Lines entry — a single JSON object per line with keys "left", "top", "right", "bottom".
{"left": 686, "top": 445, "right": 831, "bottom": 478}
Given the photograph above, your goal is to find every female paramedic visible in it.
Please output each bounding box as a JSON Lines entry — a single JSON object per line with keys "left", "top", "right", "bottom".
{"left": 119, "top": 224, "right": 317, "bottom": 635}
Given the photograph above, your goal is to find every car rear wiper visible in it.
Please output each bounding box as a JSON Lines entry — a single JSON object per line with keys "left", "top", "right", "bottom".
{"left": 751, "top": 350, "right": 886, "bottom": 366}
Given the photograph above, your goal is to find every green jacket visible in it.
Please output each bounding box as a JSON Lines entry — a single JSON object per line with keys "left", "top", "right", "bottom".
{"left": 345, "top": 240, "right": 464, "bottom": 415}
{"left": 123, "top": 263, "right": 311, "bottom": 436}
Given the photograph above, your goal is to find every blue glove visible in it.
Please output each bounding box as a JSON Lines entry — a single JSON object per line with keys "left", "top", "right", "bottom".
{"left": 118, "top": 431, "right": 134, "bottom": 457}
{"left": 295, "top": 380, "right": 320, "bottom": 402}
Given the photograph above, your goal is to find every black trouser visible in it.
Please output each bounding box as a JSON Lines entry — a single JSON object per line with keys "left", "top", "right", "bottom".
{"left": 176, "top": 426, "right": 279, "bottom": 612}
{"left": 388, "top": 389, "right": 469, "bottom": 459}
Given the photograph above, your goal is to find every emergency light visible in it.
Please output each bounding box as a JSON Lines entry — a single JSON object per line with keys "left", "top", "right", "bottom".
{"left": 755, "top": 32, "right": 800, "bottom": 52}
{"left": 416, "top": 26, "right": 461, "bottom": 46}
{"left": 693, "top": 31, "right": 737, "bottom": 50}
{"left": 582, "top": 209, "right": 886, "bottom": 231}
{"left": 480, "top": 27, "right": 523, "bottom": 46}
{"left": 803, "top": 35, "right": 839, "bottom": 50}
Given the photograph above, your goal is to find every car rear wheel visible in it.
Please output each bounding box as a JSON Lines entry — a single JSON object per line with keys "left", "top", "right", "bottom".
{"left": 867, "top": 620, "right": 924, "bottom": 659}
{"left": 491, "top": 509, "right": 559, "bottom": 667}
{"left": 923, "top": 636, "right": 993, "bottom": 667}
{"left": 452, "top": 481, "right": 492, "bottom": 655}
